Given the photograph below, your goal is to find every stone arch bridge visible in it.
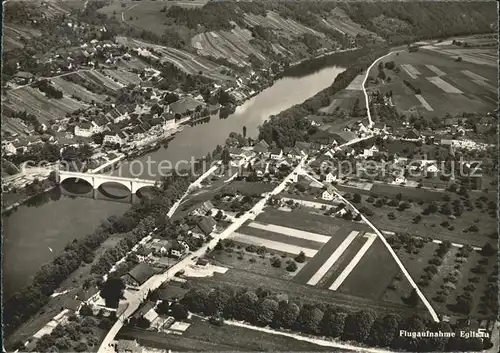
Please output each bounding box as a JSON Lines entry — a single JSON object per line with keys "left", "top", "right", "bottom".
{"left": 57, "top": 170, "right": 157, "bottom": 194}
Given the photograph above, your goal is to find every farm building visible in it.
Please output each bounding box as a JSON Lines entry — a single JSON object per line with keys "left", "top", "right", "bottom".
{"left": 269, "top": 147, "right": 283, "bottom": 160}
{"left": 122, "top": 263, "right": 155, "bottom": 287}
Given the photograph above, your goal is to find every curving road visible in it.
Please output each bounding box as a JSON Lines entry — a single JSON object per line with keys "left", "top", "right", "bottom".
{"left": 362, "top": 50, "right": 402, "bottom": 128}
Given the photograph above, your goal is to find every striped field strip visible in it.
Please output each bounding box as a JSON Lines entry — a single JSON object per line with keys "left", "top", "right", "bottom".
{"left": 248, "top": 222, "right": 331, "bottom": 243}
{"left": 306, "top": 231, "right": 359, "bottom": 286}
{"left": 329, "top": 233, "right": 377, "bottom": 291}
{"left": 233, "top": 232, "right": 318, "bottom": 257}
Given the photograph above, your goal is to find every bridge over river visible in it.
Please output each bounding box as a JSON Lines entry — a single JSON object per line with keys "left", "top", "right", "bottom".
{"left": 57, "top": 170, "right": 157, "bottom": 194}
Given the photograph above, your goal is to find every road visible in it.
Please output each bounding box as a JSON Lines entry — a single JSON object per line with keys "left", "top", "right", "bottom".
{"left": 302, "top": 169, "right": 440, "bottom": 323}
{"left": 362, "top": 50, "right": 402, "bottom": 128}
{"left": 97, "top": 157, "right": 308, "bottom": 353}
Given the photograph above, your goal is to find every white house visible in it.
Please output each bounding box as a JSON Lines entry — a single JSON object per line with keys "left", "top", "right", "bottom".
{"left": 426, "top": 164, "right": 439, "bottom": 177}
{"left": 75, "top": 121, "right": 105, "bottom": 137}
{"left": 322, "top": 190, "right": 334, "bottom": 201}
{"left": 325, "top": 172, "right": 337, "bottom": 183}
{"left": 74, "top": 122, "right": 94, "bottom": 137}
{"left": 3, "top": 142, "right": 17, "bottom": 155}
{"left": 103, "top": 134, "right": 123, "bottom": 145}
{"left": 269, "top": 148, "right": 283, "bottom": 160}
{"left": 362, "top": 145, "right": 379, "bottom": 158}
{"left": 394, "top": 176, "right": 406, "bottom": 184}
{"left": 163, "top": 113, "right": 176, "bottom": 131}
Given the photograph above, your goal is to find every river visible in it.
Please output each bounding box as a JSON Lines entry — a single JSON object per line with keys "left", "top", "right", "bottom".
{"left": 2, "top": 65, "right": 345, "bottom": 298}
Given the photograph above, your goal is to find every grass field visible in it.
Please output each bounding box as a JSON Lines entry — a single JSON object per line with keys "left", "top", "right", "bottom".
{"left": 337, "top": 238, "right": 400, "bottom": 301}
{"left": 389, "top": 243, "right": 497, "bottom": 319}
{"left": 357, "top": 193, "right": 497, "bottom": 247}
{"left": 191, "top": 268, "right": 422, "bottom": 316}
{"left": 120, "top": 317, "right": 342, "bottom": 351}
{"left": 4, "top": 86, "right": 89, "bottom": 123}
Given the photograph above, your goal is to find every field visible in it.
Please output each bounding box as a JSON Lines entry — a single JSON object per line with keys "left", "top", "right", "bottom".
{"left": 119, "top": 317, "right": 343, "bottom": 351}
{"left": 192, "top": 27, "right": 265, "bottom": 67}
{"left": 4, "top": 86, "right": 89, "bottom": 123}
{"left": 382, "top": 241, "right": 497, "bottom": 319}
{"left": 116, "top": 37, "right": 235, "bottom": 82}
{"left": 205, "top": 207, "right": 427, "bottom": 318}
{"left": 51, "top": 77, "right": 109, "bottom": 104}
{"left": 321, "top": 7, "right": 384, "bottom": 41}
{"left": 367, "top": 47, "right": 497, "bottom": 117}
{"left": 98, "top": 0, "right": 207, "bottom": 34}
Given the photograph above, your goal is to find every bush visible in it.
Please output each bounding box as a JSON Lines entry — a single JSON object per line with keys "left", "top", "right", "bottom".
{"left": 286, "top": 261, "right": 298, "bottom": 272}
{"left": 295, "top": 251, "right": 306, "bottom": 263}
{"left": 271, "top": 257, "right": 282, "bottom": 268}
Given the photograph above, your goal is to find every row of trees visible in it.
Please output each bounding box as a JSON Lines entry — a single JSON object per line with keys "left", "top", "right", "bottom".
{"left": 180, "top": 285, "right": 490, "bottom": 351}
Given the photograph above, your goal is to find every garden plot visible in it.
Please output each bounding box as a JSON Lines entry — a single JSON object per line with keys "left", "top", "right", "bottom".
{"left": 238, "top": 225, "right": 326, "bottom": 251}
{"left": 80, "top": 70, "right": 124, "bottom": 92}
{"left": 4, "top": 87, "right": 88, "bottom": 123}
{"left": 307, "top": 231, "right": 360, "bottom": 286}
{"left": 426, "top": 76, "right": 463, "bottom": 94}
{"left": 345, "top": 74, "right": 364, "bottom": 90}
{"left": 321, "top": 7, "right": 384, "bottom": 41}
{"left": 336, "top": 238, "right": 400, "bottom": 301}
{"left": 51, "top": 77, "right": 108, "bottom": 103}
{"left": 415, "top": 94, "right": 434, "bottom": 111}
{"left": 329, "top": 233, "right": 377, "bottom": 290}
{"left": 232, "top": 232, "right": 318, "bottom": 257}
{"left": 103, "top": 69, "right": 141, "bottom": 86}
{"left": 232, "top": 219, "right": 332, "bottom": 258}
{"left": 425, "top": 64, "right": 446, "bottom": 76}
{"left": 400, "top": 64, "right": 421, "bottom": 79}
{"left": 247, "top": 221, "right": 331, "bottom": 244}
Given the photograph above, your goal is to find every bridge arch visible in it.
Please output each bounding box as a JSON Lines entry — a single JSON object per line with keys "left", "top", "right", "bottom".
{"left": 94, "top": 179, "right": 132, "bottom": 193}
{"left": 133, "top": 184, "right": 157, "bottom": 195}
{"left": 59, "top": 175, "right": 94, "bottom": 187}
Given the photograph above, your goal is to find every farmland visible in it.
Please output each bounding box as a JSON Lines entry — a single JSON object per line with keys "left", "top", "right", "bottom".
{"left": 116, "top": 37, "right": 235, "bottom": 82}
{"left": 119, "top": 317, "right": 342, "bottom": 351}
{"left": 366, "top": 45, "right": 497, "bottom": 117}
{"left": 3, "top": 86, "right": 89, "bottom": 124}
{"left": 204, "top": 207, "right": 424, "bottom": 318}
{"left": 381, "top": 239, "right": 497, "bottom": 319}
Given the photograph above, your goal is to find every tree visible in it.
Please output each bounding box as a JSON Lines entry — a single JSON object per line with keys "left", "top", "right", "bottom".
{"left": 298, "top": 306, "right": 324, "bottom": 334}
{"left": 206, "top": 286, "right": 234, "bottom": 316}
{"left": 320, "top": 308, "right": 345, "bottom": 337}
{"left": 257, "top": 298, "right": 279, "bottom": 325}
{"left": 342, "top": 310, "right": 376, "bottom": 342}
{"left": 271, "top": 257, "right": 282, "bottom": 268}
{"left": 100, "top": 277, "right": 125, "bottom": 308}
{"left": 221, "top": 147, "right": 231, "bottom": 165}
{"left": 286, "top": 261, "right": 298, "bottom": 272}
{"left": 481, "top": 242, "right": 496, "bottom": 256}
{"left": 295, "top": 251, "right": 306, "bottom": 263}
{"left": 243, "top": 126, "right": 247, "bottom": 138}
{"left": 171, "top": 303, "right": 189, "bottom": 320}
{"left": 407, "top": 289, "right": 419, "bottom": 307}
{"left": 156, "top": 300, "right": 170, "bottom": 315}
{"left": 80, "top": 304, "right": 94, "bottom": 316}
{"left": 234, "top": 291, "right": 259, "bottom": 323}
{"left": 353, "top": 193, "right": 362, "bottom": 203}
{"left": 367, "top": 314, "right": 400, "bottom": 347}
{"left": 181, "top": 288, "right": 209, "bottom": 314}
{"left": 273, "top": 302, "right": 300, "bottom": 329}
